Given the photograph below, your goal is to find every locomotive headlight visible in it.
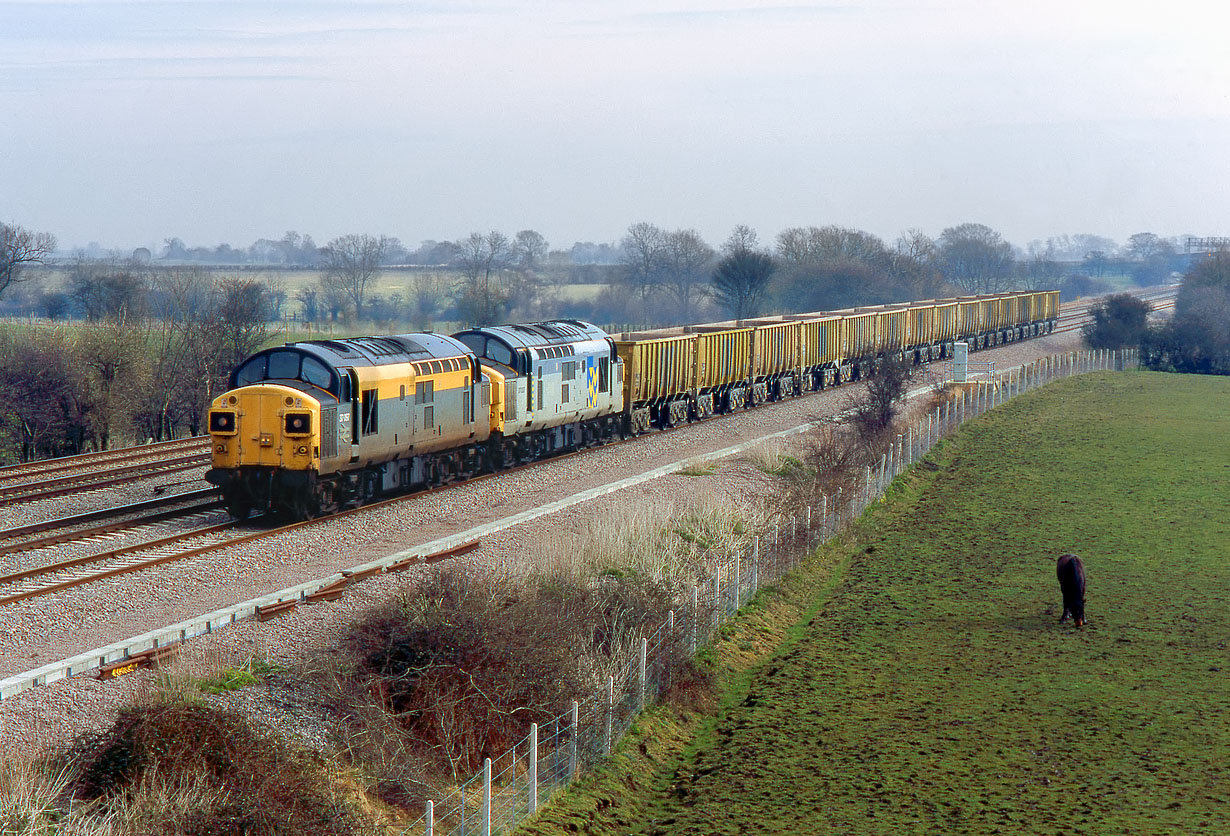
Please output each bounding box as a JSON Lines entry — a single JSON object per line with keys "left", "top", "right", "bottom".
{"left": 296, "top": 445, "right": 308, "bottom": 456}
{"left": 209, "top": 411, "right": 237, "bottom": 435}
{"left": 284, "top": 412, "right": 312, "bottom": 435}
{"left": 215, "top": 444, "right": 227, "bottom": 454}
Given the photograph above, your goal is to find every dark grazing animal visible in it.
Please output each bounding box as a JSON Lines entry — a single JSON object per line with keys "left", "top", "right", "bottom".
{"left": 1056, "top": 554, "right": 1086, "bottom": 627}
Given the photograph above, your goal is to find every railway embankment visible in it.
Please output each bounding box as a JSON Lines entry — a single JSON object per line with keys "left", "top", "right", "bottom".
{"left": 520, "top": 370, "right": 1230, "bottom": 836}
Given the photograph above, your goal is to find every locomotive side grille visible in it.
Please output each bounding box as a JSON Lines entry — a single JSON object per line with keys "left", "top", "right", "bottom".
{"left": 321, "top": 405, "right": 337, "bottom": 459}
{"left": 505, "top": 381, "right": 517, "bottom": 420}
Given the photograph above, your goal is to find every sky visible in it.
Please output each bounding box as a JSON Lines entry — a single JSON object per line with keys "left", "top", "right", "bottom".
{"left": 3, "top": 0, "right": 1229, "bottom": 255}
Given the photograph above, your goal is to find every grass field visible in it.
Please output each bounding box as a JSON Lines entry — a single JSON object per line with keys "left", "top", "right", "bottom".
{"left": 523, "top": 371, "right": 1230, "bottom": 835}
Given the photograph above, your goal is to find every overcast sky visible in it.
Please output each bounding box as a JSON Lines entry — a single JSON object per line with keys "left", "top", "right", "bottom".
{"left": 3, "top": 0, "right": 1229, "bottom": 254}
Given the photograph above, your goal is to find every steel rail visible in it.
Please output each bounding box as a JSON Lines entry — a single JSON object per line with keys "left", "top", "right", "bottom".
{"left": 0, "top": 488, "right": 219, "bottom": 541}
{"left": 0, "top": 499, "right": 222, "bottom": 558}
{"left": 0, "top": 454, "right": 209, "bottom": 504}
{"left": 0, "top": 437, "right": 208, "bottom": 480}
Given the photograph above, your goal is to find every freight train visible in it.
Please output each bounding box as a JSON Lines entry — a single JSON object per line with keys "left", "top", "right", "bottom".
{"left": 205, "top": 290, "right": 1059, "bottom": 519}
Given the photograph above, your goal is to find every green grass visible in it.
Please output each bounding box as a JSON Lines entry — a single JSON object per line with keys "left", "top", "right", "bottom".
{"left": 676, "top": 461, "right": 717, "bottom": 477}
{"left": 522, "top": 371, "right": 1230, "bottom": 836}
{"left": 195, "top": 658, "right": 281, "bottom": 694}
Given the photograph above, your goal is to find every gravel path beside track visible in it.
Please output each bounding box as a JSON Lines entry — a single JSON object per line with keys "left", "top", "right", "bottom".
{"left": 0, "top": 331, "right": 1083, "bottom": 751}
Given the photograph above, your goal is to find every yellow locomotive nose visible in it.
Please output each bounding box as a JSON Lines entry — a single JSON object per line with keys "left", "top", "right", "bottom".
{"left": 208, "top": 384, "right": 320, "bottom": 470}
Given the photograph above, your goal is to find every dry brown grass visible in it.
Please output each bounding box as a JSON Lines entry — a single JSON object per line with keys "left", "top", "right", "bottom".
{"left": 44, "top": 698, "right": 376, "bottom": 836}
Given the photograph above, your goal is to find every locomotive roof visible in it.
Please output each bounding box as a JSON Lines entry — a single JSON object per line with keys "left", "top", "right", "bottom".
{"left": 454, "top": 320, "right": 609, "bottom": 350}
{"left": 291, "top": 333, "right": 473, "bottom": 367}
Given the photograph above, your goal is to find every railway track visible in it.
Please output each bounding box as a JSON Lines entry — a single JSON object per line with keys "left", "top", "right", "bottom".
{"left": 0, "top": 436, "right": 208, "bottom": 485}
{"left": 1052, "top": 287, "right": 1176, "bottom": 335}
{"left": 0, "top": 452, "right": 210, "bottom": 506}
{"left": 0, "top": 430, "right": 623, "bottom": 608}
{"left": 0, "top": 490, "right": 221, "bottom": 557}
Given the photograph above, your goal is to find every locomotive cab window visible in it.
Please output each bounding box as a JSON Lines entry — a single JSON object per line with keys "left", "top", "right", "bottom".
{"left": 361, "top": 389, "right": 378, "bottom": 436}
{"left": 235, "top": 355, "right": 267, "bottom": 386}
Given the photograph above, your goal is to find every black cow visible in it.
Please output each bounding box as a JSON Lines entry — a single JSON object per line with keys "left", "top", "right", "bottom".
{"left": 1056, "top": 553, "right": 1086, "bottom": 627}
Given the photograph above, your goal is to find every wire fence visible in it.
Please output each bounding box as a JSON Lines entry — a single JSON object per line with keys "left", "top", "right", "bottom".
{"left": 401, "top": 347, "right": 1139, "bottom": 836}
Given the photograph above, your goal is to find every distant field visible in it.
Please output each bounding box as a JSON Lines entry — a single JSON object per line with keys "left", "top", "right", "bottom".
{"left": 525, "top": 372, "right": 1230, "bottom": 835}
{"left": 26, "top": 266, "right": 609, "bottom": 308}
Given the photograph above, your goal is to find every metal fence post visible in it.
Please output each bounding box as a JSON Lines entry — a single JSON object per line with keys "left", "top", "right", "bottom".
{"left": 529, "top": 723, "right": 539, "bottom": 815}
{"left": 751, "top": 541, "right": 759, "bottom": 590}
{"left": 689, "top": 585, "right": 698, "bottom": 655}
{"left": 712, "top": 573, "right": 721, "bottom": 630}
{"left": 483, "top": 758, "right": 492, "bottom": 836}
{"left": 425, "top": 801, "right": 433, "bottom": 836}
{"left": 820, "top": 496, "right": 828, "bottom": 540}
{"left": 638, "top": 637, "right": 648, "bottom": 710}
{"left": 733, "top": 552, "right": 741, "bottom": 608}
{"left": 568, "top": 702, "right": 579, "bottom": 779}
{"left": 604, "top": 677, "right": 613, "bottom": 755}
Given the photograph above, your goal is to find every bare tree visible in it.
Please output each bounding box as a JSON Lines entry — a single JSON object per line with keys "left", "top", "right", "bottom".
{"left": 408, "top": 272, "right": 449, "bottom": 329}
{"left": 937, "top": 223, "right": 1016, "bottom": 293}
{"left": 659, "top": 229, "right": 714, "bottom": 322}
{"left": 776, "top": 225, "right": 890, "bottom": 268}
{"left": 619, "top": 222, "right": 668, "bottom": 304}
{"left": 213, "top": 278, "right": 272, "bottom": 370}
{"left": 1, "top": 222, "right": 56, "bottom": 299}
{"left": 454, "top": 231, "right": 511, "bottom": 325}
{"left": 711, "top": 225, "right": 775, "bottom": 319}
{"left": 320, "top": 234, "right": 391, "bottom": 321}
{"left": 511, "top": 229, "right": 549, "bottom": 274}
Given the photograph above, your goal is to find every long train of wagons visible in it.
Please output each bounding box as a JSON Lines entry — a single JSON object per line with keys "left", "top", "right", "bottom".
{"left": 205, "top": 290, "right": 1060, "bottom": 519}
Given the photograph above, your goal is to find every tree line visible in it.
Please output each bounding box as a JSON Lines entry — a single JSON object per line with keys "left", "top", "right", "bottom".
{"left": 1084, "top": 250, "right": 1230, "bottom": 376}
{"left": 0, "top": 266, "right": 273, "bottom": 462}
{"left": 5, "top": 220, "right": 1192, "bottom": 332}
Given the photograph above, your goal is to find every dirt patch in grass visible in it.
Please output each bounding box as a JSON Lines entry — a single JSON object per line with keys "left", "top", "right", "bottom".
{"left": 526, "top": 371, "right": 1230, "bottom": 836}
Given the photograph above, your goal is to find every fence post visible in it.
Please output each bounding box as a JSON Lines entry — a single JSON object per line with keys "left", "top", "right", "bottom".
{"left": 835, "top": 487, "right": 843, "bottom": 532}
{"left": 712, "top": 573, "right": 721, "bottom": 630}
{"left": 604, "top": 676, "right": 614, "bottom": 755}
{"left": 806, "top": 504, "right": 812, "bottom": 538}
{"left": 820, "top": 495, "right": 828, "bottom": 540}
{"left": 483, "top": 758, "right": 492, "bottom": 836}
{"left": 425, "top": 801, "right": 433, "bottom": 836}
{"left": 690, "top": 585, "right": 698, "bottom": 654}
{"left": 734, "top": 552, "right": 741, "bottom": 607}
{"left": 638, "top": 637, "right": 648, "bottom": 710}
{"left": 529, "top": 723, "right": 539, "bottom": 815}
{"left": 569, "top": 702, "right": 579, "bottom": 779}
{"left": 751, "top": 540, "right": 759, "bottom": 591}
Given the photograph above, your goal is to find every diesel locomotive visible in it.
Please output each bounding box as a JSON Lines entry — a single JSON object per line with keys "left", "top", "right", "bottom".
{"left": 205, "top": 290, "right": 1058, "bottom": 519}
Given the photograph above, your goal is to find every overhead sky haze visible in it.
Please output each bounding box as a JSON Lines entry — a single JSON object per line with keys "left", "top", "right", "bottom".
{"left": 3, "top": 0, "right": 1229, "bottom": 254}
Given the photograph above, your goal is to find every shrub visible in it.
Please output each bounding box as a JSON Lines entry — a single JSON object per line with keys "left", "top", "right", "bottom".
{"left": 55, "top": 699, "right": 372, "bottom": 835}
{"left": 846, "top": 353, "right": 913, "bottom": 446}
{"left": 338, "top": 564, "right": 706, "bottom": 778}
{"left": 1082, "top": 292, "right": 1151, "bottom": 349}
